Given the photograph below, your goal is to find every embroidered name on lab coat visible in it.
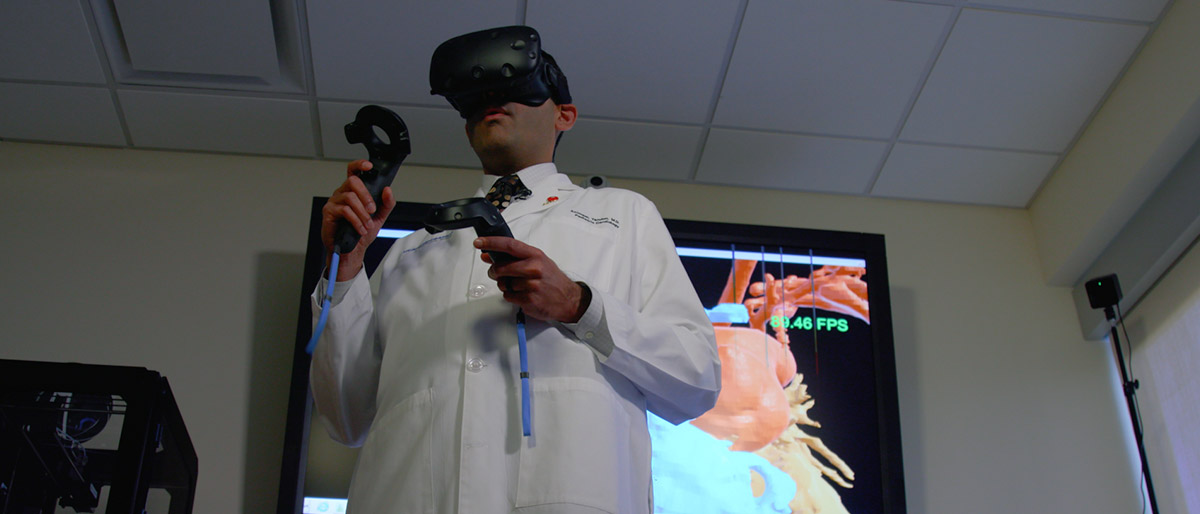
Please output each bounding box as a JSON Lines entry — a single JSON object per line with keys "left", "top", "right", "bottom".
{"left": 570, "top": 210, "right": 620, "bottom": 229}
{"left": 401, "top": 233, "right": 451, "bottom": 256}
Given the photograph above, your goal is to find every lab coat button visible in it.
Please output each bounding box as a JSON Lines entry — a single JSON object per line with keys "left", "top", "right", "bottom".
{"left": 467, "top": 358, "right": 485, "bottom": 372}
{"left": 469, "top": 284, "right": 488, "bottom": 298}
{"left": 584, "top": 331, "right": 595, "bottom": 340}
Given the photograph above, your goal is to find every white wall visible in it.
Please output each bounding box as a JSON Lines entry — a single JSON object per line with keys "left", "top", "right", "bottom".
{"left": 1030, "top": 0, "right": 1200, "bottom": 286}
{"left": 0, "top": 140, "right": 1140, "bottom": 513}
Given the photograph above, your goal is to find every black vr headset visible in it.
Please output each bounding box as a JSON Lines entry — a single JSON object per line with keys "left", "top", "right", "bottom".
{"left": 430, "top": 26, "right": 572, "bottom": 119}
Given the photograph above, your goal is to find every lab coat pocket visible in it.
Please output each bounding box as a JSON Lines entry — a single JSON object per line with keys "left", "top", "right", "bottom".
{"left": 347, "top": 388, "right": 436, "bottom": 513}
{"left": 514, "top": 377, "right": 629, "bottom": 513}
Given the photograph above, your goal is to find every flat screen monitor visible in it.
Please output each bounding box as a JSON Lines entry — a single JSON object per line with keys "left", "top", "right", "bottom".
{"left": 278, "top": 199, "right": 905, "bottom": 514}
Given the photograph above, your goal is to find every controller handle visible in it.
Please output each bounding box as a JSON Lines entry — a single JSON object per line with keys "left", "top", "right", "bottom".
{"left": 423, "top": 197, "right": 514, "bottom": 263}
{"left": 334, "top": 105, "right": 411, "bottom": 254}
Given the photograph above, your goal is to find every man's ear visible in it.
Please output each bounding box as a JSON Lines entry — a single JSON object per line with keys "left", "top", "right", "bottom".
{"left": 555, "top": 104, "right": 578, "bottom": 132}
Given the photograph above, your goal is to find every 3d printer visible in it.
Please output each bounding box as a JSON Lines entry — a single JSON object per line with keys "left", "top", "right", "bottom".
{"left": 0, "top": 360, "right": 197, "bottom": 514}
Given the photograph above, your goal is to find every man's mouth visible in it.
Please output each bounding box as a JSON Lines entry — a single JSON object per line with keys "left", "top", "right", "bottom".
{"left": 481, "top": 106, "right": 508, "bottom": 120}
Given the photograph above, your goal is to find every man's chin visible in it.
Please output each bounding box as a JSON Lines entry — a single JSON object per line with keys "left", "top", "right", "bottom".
{"left": 470, "top": 136, "right": 515, "bottom": 160}
{"left": 468, "top": 119, "right": 507, "bottom": 140}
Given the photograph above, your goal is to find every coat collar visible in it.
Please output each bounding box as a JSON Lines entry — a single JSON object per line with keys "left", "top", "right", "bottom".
{"left": 475, "top": 163, "right": 579, "bottom": 222}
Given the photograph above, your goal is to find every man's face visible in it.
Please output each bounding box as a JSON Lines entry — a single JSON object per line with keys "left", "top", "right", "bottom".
{"left": 465, "top": 100, "right": 561, "bottom": 168}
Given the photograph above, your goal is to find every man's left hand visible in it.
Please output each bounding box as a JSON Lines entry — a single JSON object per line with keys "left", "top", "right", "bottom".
{"left": 475, "top": 237, "right": 590, "bottom": 323}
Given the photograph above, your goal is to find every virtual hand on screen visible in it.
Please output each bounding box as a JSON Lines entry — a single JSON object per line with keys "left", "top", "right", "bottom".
{"left": 321, "top": 159, "right": 396, "bottom": 281}
{"left": 475, "top": 237, "right": 589, "bottom": 323}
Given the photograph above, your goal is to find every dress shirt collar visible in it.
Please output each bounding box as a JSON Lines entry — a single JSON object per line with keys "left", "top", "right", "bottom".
{"left": 479, "top": 162, "right": 558, "bottom": 193}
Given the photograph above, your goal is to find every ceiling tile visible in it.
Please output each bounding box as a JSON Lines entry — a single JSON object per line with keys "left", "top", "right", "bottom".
{"left": 696, "top": 129, "right": 889, "bottom": 194}
{"left": 119, "top": 90, "right": 315, "bottom": 157}
{"left": 527, "top": 0, "right": 742, "bottom": 124}
{"left": 0, "top": 83, "right": 125, "bottom": 146}
{"left": 872, "top": 143, "right": 1059, "bottom": 207}
{"left": 86, "top": 1, "right": 305, "bottom": 92}
{"left": 112, "top": 0, "right": 278, "bottom": 78}
{"left": 554, "top": 119, "right": 704, "bottom": 182}
{"left": 319, "top": 101, "right": 480, "bottom": 170}
{"left": 0, "top": 2, "right": 106, "bottom": 84}
{"left": 968, "top": 0, "right": 1169, "bottom": 22}
{"left": 900, "top": 9, "right": 1146, "bottom": 152}
{"left": 713, "top": 0, "right": 954, "bottom": 138}
{"left": 307, "top": 0, "right": 521, "bottom": 104}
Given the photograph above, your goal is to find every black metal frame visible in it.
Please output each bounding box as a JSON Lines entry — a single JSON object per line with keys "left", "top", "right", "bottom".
{"left": 0, "top": 359, "right": 198, "bottom": 514}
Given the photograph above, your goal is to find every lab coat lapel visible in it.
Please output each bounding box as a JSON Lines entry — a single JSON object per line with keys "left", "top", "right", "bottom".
{"left": 496, "top": 172, "right": 577, "bottom": 224}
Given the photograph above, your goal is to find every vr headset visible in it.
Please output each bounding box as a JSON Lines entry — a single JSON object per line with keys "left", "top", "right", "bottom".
{"left": 430, "top": 26, "right": 572, "bottom": 119}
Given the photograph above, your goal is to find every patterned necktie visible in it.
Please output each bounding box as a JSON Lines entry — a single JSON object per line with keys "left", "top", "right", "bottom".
{"left": 485, "top": 174, "right": 533, "bottom": 212}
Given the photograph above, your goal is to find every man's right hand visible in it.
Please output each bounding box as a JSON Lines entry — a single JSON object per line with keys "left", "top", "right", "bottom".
{"left": 321, "top": 159, "right": 396, "bottom": 281}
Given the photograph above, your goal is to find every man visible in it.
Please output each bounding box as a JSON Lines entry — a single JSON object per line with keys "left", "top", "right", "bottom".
{"left": 310, "top": 26, "right": 720, "bottom": 513}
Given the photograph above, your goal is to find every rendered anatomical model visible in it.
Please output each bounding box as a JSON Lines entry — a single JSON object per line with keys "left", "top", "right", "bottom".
{"left": 754, "top": 376, "right": 856, "bottom": 514}
{"left": 745, "top": 266, "right": 870, "bottom": 345}
{"left": 692, "top": 260, "right": 796, "bottom": 451}
{"left": 690, "top": 258, "right": 867, "bottom": 513}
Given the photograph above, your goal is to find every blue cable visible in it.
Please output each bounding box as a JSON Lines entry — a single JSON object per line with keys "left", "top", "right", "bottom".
{"left": 307, "top": 252, "right": 532, "bottom": 435}
{"left": 517, "top": 310, "right": 531, "bottom": 437}
{"left": 306, "top": 252, "right": 340, "bottom": 355}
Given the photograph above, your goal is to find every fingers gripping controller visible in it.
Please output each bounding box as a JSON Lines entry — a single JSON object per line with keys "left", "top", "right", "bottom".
{"left": 423, "top": 198, "right": 514, "bottom": 263}
{"left": 334, "top": 105, "right": 412, "bottom": 254}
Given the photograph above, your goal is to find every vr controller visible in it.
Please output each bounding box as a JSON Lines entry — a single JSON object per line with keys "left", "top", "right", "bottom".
{"left": 423, "top": 198, "right": 514, "bottom": 263}
{"left": 335, "top": 105, "right": 411, "bottom": 254}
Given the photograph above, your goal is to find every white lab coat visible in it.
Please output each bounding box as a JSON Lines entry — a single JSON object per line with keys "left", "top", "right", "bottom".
{"left": 311, "top": 163, "right": 720, "bottom": 514}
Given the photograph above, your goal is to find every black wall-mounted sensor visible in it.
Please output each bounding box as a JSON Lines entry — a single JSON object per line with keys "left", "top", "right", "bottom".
{"left": 1085, "top": 273, "right": 1122, "bottom": 309}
